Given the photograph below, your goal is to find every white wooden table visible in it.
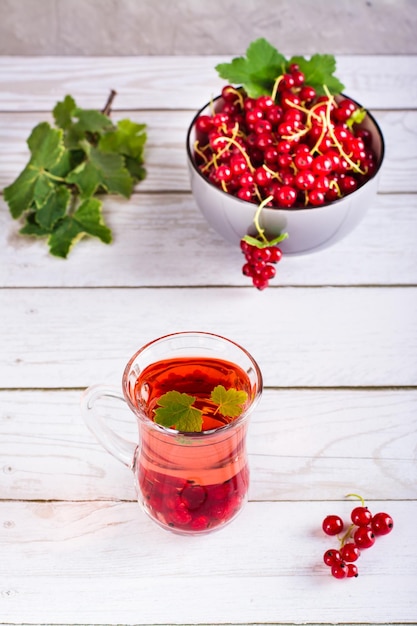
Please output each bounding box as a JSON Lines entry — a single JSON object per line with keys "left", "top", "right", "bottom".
{"left": 0, "top": 55, "right": 416, "bottom": 626}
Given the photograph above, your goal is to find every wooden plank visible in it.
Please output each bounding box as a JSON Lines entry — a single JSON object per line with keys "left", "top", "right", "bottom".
{"left": 0, "top": 56, "right": 415, "bottom": 111}
{"left": 0, "top": 109, "right": 415, "bottom": 194}
{"left": 1, "top": 389, "right": 416, "bottom": 502}
{"left": 0, "top": 287, "right": 416, "bottom": 389}
{"left": 0, "top": 500, "right": 415, "bottom": 624}
{"left": 1, "top": 193, "right": 416, "bottom": 288}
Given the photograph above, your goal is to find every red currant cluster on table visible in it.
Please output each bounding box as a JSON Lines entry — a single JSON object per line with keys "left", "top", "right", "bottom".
{"left": 193, "top": 64, "right": 378, "bottom": 289}
{"left": 322, "top": 494, "right": 394, "bottom": 579}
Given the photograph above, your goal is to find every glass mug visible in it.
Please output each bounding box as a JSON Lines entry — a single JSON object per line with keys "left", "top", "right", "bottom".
{"left": 81, "top": 331, "right": 263, "bottom": 535}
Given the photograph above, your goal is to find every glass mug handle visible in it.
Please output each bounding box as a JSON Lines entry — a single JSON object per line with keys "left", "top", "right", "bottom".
{"left": 80, "top": 384, "right": 138, "bottom": 468}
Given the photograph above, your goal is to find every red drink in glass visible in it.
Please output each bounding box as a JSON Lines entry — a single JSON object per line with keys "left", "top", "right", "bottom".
{"left": 133, "top": 356, "right": 252, "bottom": 533}
{"left": 81, "top": 332, "right": 263, "bottom": 535}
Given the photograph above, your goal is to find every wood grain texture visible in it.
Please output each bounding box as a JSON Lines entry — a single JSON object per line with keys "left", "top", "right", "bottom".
{"left": 0, "top": 287, "right": 416, "bottom": 389}
{"left": 0, "top": 54, "right": 416, "bottom": 626}
{"left": 1, "top": 193, "right": 417, "bottom": 288}
{"left": 0, "top": 500, "right": 415, "bottom": 624}
{"left": 1, "top": 389, "right": 416, "bottom": 502}
{"left": 0, "top": 56, "right": 416, "bottom": 111}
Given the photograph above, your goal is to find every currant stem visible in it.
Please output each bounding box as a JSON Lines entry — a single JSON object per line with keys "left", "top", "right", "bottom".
{"left": 102, "top": 89, "right": 117, "bottom": 116}
{"left": 271, "top": 75, "right": 284, "bottom": 102}
{"left": 253, "top": 195, "right": 274, "bottom": 244}
{"left": 322, "top": 85, "right": 366, "bottom": 175}
{"left": 346, "top": 493, "right": 366, "bottom": 507}
{"left": 339, "top": 522, "right": 355, "bottom": 547}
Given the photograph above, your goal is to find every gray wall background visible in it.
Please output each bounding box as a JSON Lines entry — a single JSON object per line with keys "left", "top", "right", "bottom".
{"left": 0, "top": 0, "right": 416, "bottom": 56}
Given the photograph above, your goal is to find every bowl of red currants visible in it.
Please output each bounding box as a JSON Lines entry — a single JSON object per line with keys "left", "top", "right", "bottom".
{"left": 186, "top": 41, "right": 385, "bottom": 259}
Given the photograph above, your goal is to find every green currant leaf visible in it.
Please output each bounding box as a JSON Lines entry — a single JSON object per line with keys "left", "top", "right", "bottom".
{"left": 6, "top": 92, "right": 147, "bottom": 258}
{"left": 47, "top": 197, "right": 111, "bottom": 258}
{"left": 4, "top": 122, "right": 65, "bottom": 218}
{"left": 242, "top": 232, "right": 288, "bottom": 248}
{"left": 20, "top": 211, "right": 53, "bottom": 237}
{"left": 216, "top": 38, "right": 287, "bottom": 98}
{"left": 210, "top": 385, "right": 248, "bottom": 418}
{"left": 66, "top": 146, "right": 133, "bottom": 198}
{"left": 47, "top": 216, "right": 85, "bottom": 258}
{"left": 53, "top": 95, "right": 77, "bottom": 130}
{"left": 36, "top": 185, "right": 71, "bottom": 230}
{"left": 99, "top": 119, "right": 147, "bottom": 183}
{"left": 73, "top": 107, "right": 115, "bottom": 134}
{"left": 154, "top": 391, "right": 203, "bottom": 432}
{"left": 99, "top": 119, "right": 147, "bottom": 159}
{"left": 288, "top": 54, "right": 345, "bottom": 95}
{"left": 72, "top": 197, "right": 112, "bottom": 243}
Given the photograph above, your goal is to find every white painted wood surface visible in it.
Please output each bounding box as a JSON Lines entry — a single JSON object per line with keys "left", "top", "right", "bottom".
{"left": 0, "top": 56, "right": 416, "bottom": 626}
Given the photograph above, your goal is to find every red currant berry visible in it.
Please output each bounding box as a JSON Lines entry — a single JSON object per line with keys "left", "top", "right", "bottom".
{"left": 269, "top": 247, "right": 283, "bottom": 263}
{"left": 276, "top": 185, "right": 297, "bottom": 207}
{"left": 351, "top": 506, "right": 372, "bottom": 526}
{"left": 242, "top": 263, "right": 253, "bottom": 277}
{"left": 346, "top": 563, "right": 359, "bottom": 578}
{"left": 322, "top": 514, "right": 344, "bottom": 536}
{"left": 260, "top": 264, "right": 276, "bottom": 280}
{"left": 353, "top": 525, "right": 375, "bottom": 549}
{"left": 371, "top": 512, "right": 394, "bottom": 536}
{"left": 308, "top": 189, "right": 326, "bottom": 206}
{"left": 252, "top": 276, "right": 269, "bottom": 290}
{"left": 340, "top": 543, "right": 360, "bottom": 562}
{"left": 323, "top": 549, "right": 342, "bottom": 566}
{"left": 221, "top": 85, "right": 240, "bottom": 103}
{"left": 299, "top": 85, "right": 316, "bottom": 102}
{"left": 331, "top": 563, "right": 347, "bottom": 579}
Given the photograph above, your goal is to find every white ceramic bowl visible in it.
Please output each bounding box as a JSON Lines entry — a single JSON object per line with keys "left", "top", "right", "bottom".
{"left": 186, "top": 94, "right": 385, "bottom": 255}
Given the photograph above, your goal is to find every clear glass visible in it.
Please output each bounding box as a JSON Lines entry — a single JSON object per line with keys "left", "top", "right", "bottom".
{"left": 81, "top": 331, "right": 263, "bottom": 535}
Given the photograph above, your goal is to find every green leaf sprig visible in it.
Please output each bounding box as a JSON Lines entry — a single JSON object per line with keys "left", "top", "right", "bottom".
{"left": 4, "top": 91, "right": 147, "bottom": 258}
{"left": 215, "top": 38, "right": 345, "bottom": 98}
{"left": 153, "top": 385, "right": 249, "bottom": 432}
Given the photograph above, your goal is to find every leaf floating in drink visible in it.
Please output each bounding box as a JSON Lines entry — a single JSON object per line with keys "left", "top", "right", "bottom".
{"left": 153, "top": 385, "right": 249, "bottom": 432}
{"left": 210, "top": 385, "right": 248, "bottom": 418}
{"left": 154, "top": 390, "right": 204, "bottom": 432}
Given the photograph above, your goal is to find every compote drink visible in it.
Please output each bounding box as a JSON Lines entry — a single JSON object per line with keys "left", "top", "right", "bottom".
{"left": 132, "top": 356, "right": 252, "bottom": 533}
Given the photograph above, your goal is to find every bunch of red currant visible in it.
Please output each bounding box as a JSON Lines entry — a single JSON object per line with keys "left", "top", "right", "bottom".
{"left": 240, "top": 239, "right": 282, "bottom": 290}
{"left": 193, "top": 68, "right": 376, "bottom": 210}
{"left": 322, "top": 494, "right": 394, "bottom": 579}
{"left": 193, "top": 63, "right": 378, "bottom": 289}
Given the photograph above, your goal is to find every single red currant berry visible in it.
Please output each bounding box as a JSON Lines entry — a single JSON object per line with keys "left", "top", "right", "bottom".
{"left": 260, "top": 264, "right": 276, "bottom": 280}
{"left": 237, "top": 186, "right": 253, "bottom": 202}
{"left": 277, "top": 185, "right": 297, "bottom": 207}
{"left": 331, "top": 563, "right": 347, "bottom": 579}
{"left": 353, "top": 525, "right": 375, "bottom": 549}
{"left": 242, "top": 263, "right": 253, "bottom": 277}
{"left": 351, "top": 506, "right": 372, "bottom": 526}
{"left": 299, "top": 85, "right": 316, "bottom": 102}
{"left": 252, "top": 276, "right": 269, "bottom": 290}
{"left": 340, "top": 543, "right": 361, "bottom": 562}
{"left": 269, "top": 247, "right": 282, "bottom": 263}
{"left": 322, "top": 514, "right": 344, "bottom": 536}
{"left": 371, "top": 512, "right": 394, "bottom": 536}
{"left": 221, "top": 85, "right": 239, "bottom": 103}
{"left": 323, "top": 549, "right": 342, "bottom": 566}
{"left": 346, "top": 563, "right": 359, "bottom": 578}
{"left": 308, "top": 189, "right": 326, "bottom": 206}
{"left": 252, "top": 247, "right": 271, "bottom": 263}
